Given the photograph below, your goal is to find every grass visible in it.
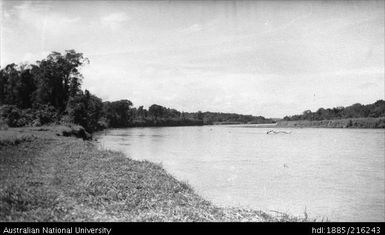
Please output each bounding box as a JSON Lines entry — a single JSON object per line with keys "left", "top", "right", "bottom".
{"left": 0, "top": 126, "right": 313, "bottom": 222}
{"left": 0, "top": 131, "right": 36, "bottom": 146}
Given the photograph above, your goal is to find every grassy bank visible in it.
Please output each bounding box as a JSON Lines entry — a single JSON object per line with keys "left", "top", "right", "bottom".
{"left": 277, "top": 117, "right": 385, "bottom": 128}
{"left": 0, "top": 126, "right": 311, "bottom": 222}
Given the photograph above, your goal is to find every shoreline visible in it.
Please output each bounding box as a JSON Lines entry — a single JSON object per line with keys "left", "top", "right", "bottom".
{"left": 119, "top": 117, "right": 385, "bottom": 129}
{"left": 275, "top": 117, "right": 385, "bottom": 129}
{"left": 0, "top": 126, "right": 311, "bottom": 222}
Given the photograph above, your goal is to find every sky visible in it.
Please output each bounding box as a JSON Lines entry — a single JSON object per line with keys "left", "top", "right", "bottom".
{"left": 1, "top": 0, "right": 384, "bottom": 118}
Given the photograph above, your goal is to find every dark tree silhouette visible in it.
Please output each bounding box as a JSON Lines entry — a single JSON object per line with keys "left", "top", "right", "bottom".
{"left": 283, "top": 101, "right": 385, "bottom": 121}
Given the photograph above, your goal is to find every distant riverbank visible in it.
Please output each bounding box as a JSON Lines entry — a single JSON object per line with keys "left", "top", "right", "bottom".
{"left": 130, "top": 119, "right": 203, "bottom": 127}
{"left": 276, "top": 117, "right": 385, "bottom": 128}
{"left": 0, "top": 125, "right": 310, "bottom": 222}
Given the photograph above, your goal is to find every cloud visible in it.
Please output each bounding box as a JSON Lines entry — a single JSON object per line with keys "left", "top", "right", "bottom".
{"left": 3, "top": 1, "right": 80, "bottom": 39}
{"left": 179, "top": 24, "right": 202, "bottom": 34}
{"left": 263, "top": 6, "right": 314, "bottom": 35}
{"left": 9, "top": 2, "right": 79, "bottom": 28}
{"left": 21, "top": 51, "right": 50, "bottom": 64}
{"left": 324, "top": 67, "right": 384, "bottom": 77}
{"left": 2, "top": 8, "right": 11, "bottom": 20}
{"left": 101, "top": 12, "right": 129, "bottom": 30}
{"left": 359, "top": 82, "right": 381, "bottom": 90}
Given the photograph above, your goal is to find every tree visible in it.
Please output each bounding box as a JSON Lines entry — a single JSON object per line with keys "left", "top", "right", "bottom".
{"left": 103, "top": 100, "right": 133, "bottom": 127}
{"left": 370, "top": 100, "right": 385, "bottom": 117}
{"left": 65, "top": 90, "right": 104, "bottom": 132}
{"left": 1, "top": 64, "right": 19, "bottom": 105}
{"left": 32, "top": 50, "right": 89, "bottom": 112}
{"left": 196, "top": 111, "right": 203, "bottom": 121}
{"left": 0, "top": 68, "right": 5, "bottom": 105}
{"left": 17, "top": 65, "right": 36, "bottom": 108}
{"left": 149, "top": 104, "right": 164, "bottom": 121}
{"left": 136, "top": 105, "right": 145, "bottom": 119}
{"left": 0, "top": 64, "right": 36, "bottom": 109}
{"left": 284, "top": 100, "right": 385, "bottom": 121}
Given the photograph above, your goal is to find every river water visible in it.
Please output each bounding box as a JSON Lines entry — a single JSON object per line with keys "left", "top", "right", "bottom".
{"left": 96, "top": 125, "right": 384, "bottom": 221}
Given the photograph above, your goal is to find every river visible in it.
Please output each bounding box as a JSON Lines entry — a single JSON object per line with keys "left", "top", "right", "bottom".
{"left": 96, "top": 125, "right": 385, "bottom": 221}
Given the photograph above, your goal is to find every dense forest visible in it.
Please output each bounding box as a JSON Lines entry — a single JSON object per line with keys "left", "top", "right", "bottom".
{"left": 0, "top": 50, "right": 272, "bottom": 133}
{"left": 283, "top": 100, "right": 385, "bottom": 121}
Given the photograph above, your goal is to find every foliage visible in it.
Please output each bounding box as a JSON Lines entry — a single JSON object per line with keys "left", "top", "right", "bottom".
{"left": 0, "top": 104, "right": 57, "bottom": 127}
{"left": 278, "top": 117, "right": 385, "bottom": 128}
{"left": 283, "top": 100, "right": 385, "bottom": 121}
{"left": 32, "top": 104, "right": 57, "bottom": 126}
{"left": 0, "top": 105, "right": 23, "bottom": 127}
{"left": 65, "top": 90, "right": 103, "bottom": 132}
{"left": 102, "top": 100, "right": 133, "bottom": 128}
{"left": 133, "top": 104, "right": 272, "bottom": 126}
{"left": 148, "top": 104, "right": 165, "bottom": 120}
{"left": 0, "top": 50, "right": 90, "bottom": 129}
{"left": 198, "top": 112, "right": 272, "bottom": 125}
{"left": 0, "top": 64, "right": 36, "bottom": 109}
{"left": 31, "top": 50, "right": 88, "bottom": 112}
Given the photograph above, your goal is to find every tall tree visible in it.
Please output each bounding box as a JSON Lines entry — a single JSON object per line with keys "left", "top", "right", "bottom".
{"left": 32, "top": 50, "right": 88, "bottom": 112}
{"left": 149, "top": 104, "right": 164, "bottom": 121}
{"left": 103, "top": 100, "right": 133, "bottom": 127}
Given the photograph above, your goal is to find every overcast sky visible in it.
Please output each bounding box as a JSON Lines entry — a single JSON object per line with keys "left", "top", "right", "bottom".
{"left": 1, "top": 0, "right": 384, "bottom": 117}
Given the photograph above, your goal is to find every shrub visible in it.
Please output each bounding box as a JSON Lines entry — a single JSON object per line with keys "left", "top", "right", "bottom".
{"left": 0, "top": 105, "right": 23, "bottom": 127}
{"left": 32, "top": 104, "right": 57, "bottom": 126}
{"left": 0, "top": 104, "right": 58, "bottom": 127}
{"left": 59, "top": 115, "right": 72, "bottom": 125}
{"left": 0, "top": 118, "right": 9, "bottom": 130}
{"left": 97, "top": 117, "right": 109, "bottom": 130}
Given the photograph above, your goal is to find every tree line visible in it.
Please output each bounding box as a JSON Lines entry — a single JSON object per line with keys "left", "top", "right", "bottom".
{"left": 283, "top": 100, "right": 385, "bottom": 121}
{"left": 0, "top": 50, "right": 273, "bottom": 132}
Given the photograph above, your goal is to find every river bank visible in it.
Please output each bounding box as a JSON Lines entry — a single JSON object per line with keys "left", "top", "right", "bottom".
{"left": 276, "top": 117, "right": 385, "bottom": 128}
{"left": 0, "top": 126, "right": 310, "bottom": 222}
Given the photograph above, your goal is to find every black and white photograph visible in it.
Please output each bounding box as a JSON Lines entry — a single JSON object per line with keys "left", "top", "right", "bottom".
{"left": 0, "top": 0, "right": 384, "bottom": 226}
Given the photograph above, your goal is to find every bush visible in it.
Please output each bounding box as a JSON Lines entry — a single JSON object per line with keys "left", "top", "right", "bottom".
{"left": 0, "top": 105, "right": 23, "bottom": 127}
{"left": 0, "top": 104, "right": 58, "bottom": 127}
{"left": 59, "top": 115, "right": 72, "bottom": 125}
{"left": 97, "top": 117, "right": 109, "bottom": 129}
{"left": 0, "top": 118, "right": 9, "bottom": 130}
{"left": 32, "top": 104, "right": 57, "bottom": 125}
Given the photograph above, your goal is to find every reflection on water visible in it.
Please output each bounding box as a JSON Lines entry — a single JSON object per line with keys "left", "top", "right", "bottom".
{"left": 97, "top": 125, "right": 385, "bottom": 221}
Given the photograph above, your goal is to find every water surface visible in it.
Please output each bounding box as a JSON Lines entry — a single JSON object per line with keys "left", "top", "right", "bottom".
{"left": 97, "top": 125, "right": 385, "bottom": 221}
